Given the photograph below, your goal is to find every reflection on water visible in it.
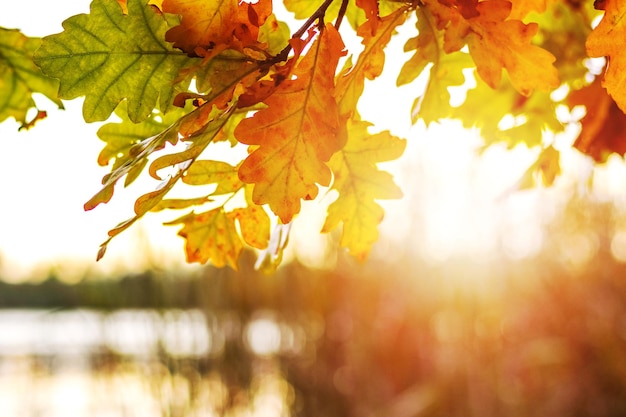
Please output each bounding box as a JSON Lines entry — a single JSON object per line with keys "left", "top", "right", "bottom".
{"left": 2, "top": 236, "right": 626, "bottom": 417}
{"left": 0, "top": 309, "right": 300, "bottom": 417}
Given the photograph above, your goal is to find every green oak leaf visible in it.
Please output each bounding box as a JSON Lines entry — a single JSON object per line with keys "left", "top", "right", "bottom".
{"left": 0, "top": 28, "right": 62, "bottom": 127}
{"left": 33, "top": 0, "right": 196, "bottom": 123}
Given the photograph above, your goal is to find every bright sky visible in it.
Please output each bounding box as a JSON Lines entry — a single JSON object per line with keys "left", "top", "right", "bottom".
{"left": 1, "top": 1, "right": 622, "bottom": 282}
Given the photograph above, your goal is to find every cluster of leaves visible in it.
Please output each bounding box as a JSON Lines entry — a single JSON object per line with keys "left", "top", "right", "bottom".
{"left": 0, "top": 0, "right": 623, "bottom": 269}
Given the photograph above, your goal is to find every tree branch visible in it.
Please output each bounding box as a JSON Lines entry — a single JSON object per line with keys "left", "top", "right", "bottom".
{"left": 334, "top": 0, "right": 349, "bottom": 30}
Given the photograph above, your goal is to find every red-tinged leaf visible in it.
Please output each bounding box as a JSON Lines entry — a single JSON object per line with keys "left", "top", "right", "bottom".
{"left": 586, "top": 0, "right": 626, "bottom": 112}
{"left": 568, "top": 77, "right": 626, "bottom": 162}
{"left": 18, "top": 110, "right": 47, "bottom": 131}
{"left": 235, "top": 24, "right": 346, "bottom": 223}
{"left": 322, "top": 120, "right": 406, "bottom": 260}
{"left": 84, "top": 182, "right": 116, "bottom": 211}
{"left": 229, "top": 205, "right": 270, "bottom": 249}
{"left": 166, "top": 208, "right": 243, "bottom": 269}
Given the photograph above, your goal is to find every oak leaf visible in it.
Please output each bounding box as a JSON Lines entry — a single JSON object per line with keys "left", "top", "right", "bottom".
{"left": 229, "top": 205, "right": 270, "bottom": 249}
{"left": 398, "top": 7, "right": 472, "bottom": 124}
{"left": 322, "top": 120, "right": 405, "bottom": 260}
{"left": 96, "top": 103, "right": 186, "bottom": 186}
{"left": 96, "top": 174, "right": 181, "bottom": 260}
{"left": 0, "top": 28, "right": 62, "bottom": 127}
{"left": 234, "top": 24, "right": 345, "bottom": 223}
{"left": 568, "top": 77, "right": 626, "bottom": 162}
{"left": 151, "top": 196, "right": 213, "bottom": 211}
{"left": 454, "top": 75, "right": 562, "bottom": 147}
{"left": 166, "top": 208, "right": 243, "bottom": 268}
{"left": 586, "top": 0, "right": 626, "bottom": 112}
{"left": 356, "top": 0, "right": 380, "bottom": 35}
{"left": 425, "top": 0, "right": 559, "bottom": 96}
{"left": 337, "top": 7, "right": 408, "bottom": 118}
{"left": 162, "top": 0, "right": 272, "bottom": 55}
{"left": 182, "top": 160, "right": 244, "bottom": 195}
{"left": 33, "top": 0, "right": 194, "bottom": 123}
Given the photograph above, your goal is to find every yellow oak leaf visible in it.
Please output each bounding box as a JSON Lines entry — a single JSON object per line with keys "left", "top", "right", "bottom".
{"left": 336, "top": 7, "right": 408, "bottom": 118}
{"left": 229, "top": 205, "right": 270, "bottom": 249}
{"left": 182, "top": 160, "right": 244, "bottom": 195}
{"left": 166, "top": 208, "right": 243, "bottom": 268}
{"left": 234, "top": 24, "right": 346, "bottom": 223}
{"left": 322, "top": 120, "right": 406, "bottom": 260}
{"left": 150, "top": 196, "right": 213, "bottom": 211}
{"left": 586, "top": 0, "right": 626, "bottom": 112}
{"left": 398, "top": 7, "right": 473, "bottom": 124}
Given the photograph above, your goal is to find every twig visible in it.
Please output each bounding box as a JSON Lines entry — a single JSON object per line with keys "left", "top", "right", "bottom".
{"left": 334, "top": 0, "right": 349, "bottom": 30}
{"left": 268, "top": 0, "right": 338, "bottom": 64}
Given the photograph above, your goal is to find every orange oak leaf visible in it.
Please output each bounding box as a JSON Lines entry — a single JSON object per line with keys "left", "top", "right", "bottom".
{"left": 166, "top": 207, "right": 243, "bottom": 268}
{"left": 162, "top": 0, "right": 272, "bottom": 55}
{"left": 586, "top": 0, "right": 626, "bottom": 112}
{"left": 356, "top": 0, "right": 380, "bottom": 35}
{"left": 568, "top": 77, "right": 626, "bottom": 162}
{"left": 425, "top": 0, "right": 559, "bottom": 96}
{"left": 234, "top": 24, "right": 346, "bottom": 223}
{"left": 322, "top": 120, "right": 406, "bottom": 260}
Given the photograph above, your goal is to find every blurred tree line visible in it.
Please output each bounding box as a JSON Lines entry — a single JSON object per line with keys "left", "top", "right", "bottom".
{"left": 1, "top": 197, "right": 626, "bottom": 416}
